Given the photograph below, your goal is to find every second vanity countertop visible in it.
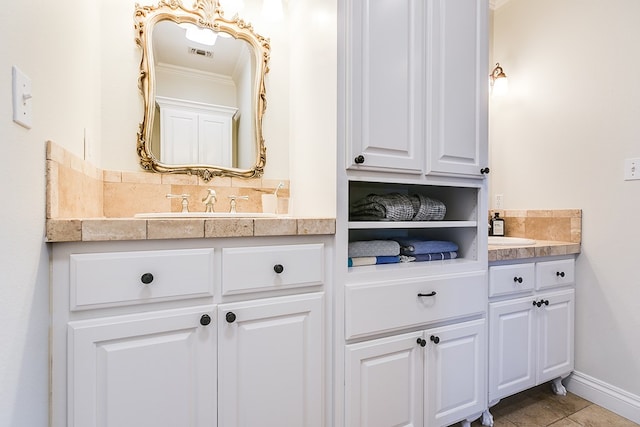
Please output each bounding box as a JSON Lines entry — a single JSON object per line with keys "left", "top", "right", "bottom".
{"left": 488, "top": 239, "right": 580, "bottom": 262}
{"left": 46, "top": 217, "right": 337, "bottom": 243}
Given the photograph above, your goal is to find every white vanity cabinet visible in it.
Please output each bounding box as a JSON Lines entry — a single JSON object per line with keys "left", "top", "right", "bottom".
{"left": 346, "top": 318, "right": 486, "bottom": 427}
{"left": 488, "top": 258, "right": 575, "bottom": 404}
{"left": 344, "top": 0, "right": 488, "bottom": 178}
{"left": 51, "top": 236, "right": 331, "bottom": 427}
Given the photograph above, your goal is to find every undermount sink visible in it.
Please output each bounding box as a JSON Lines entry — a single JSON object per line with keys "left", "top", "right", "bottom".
{"left": 134, "top": 212, "right": 278, "bottom": 219}
{"left": 488, "top": 236, "right": 536, "bottom": 246}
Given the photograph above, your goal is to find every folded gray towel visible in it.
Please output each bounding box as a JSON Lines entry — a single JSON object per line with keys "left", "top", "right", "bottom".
{"left": 350, "top": 193, "right": 446, "bottom": 221}
{"left": 350, "top": 193, "right": 415, "bottom": 221}
{"left": 348, "top": 240, "right": 401, "bottom": 257}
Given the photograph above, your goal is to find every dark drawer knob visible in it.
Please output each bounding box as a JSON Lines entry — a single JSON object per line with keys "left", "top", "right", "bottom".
{"left": 514, "top": 276, "right": 523, "bottom": 283}
{"left": 417, "top": 338, "right": 426, "bottom": 347}
{"left": 226, "top": 312, "right": 236, "bottom": 323}
{"left": 556, "top": 271, "right": 565, "bottom": 278}
{"left": 200, "top": 314, "right": 211, "bottom": 326}
{"left": 430, "top": 335, "right": 440, "bottom": 344}
{"left": 140, "top": 273, "right": 154, "bottom": 284}
{"left": 543, "top": 300, "right": 549, "bottom": 306}
{"left": 533, "top": 300, "right": 537, "bottom": 306}
{"left": 274, "top": 264, "right": 284, "bottom": 274}
{"left": 354, "top": 155, "right": 365, "bottom": 164}
{"left": 480, "top": 167, "right": 490, "bottom": 174}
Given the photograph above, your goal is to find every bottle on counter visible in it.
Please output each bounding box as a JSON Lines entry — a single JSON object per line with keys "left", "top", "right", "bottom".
{"left": 490, "top": 212, "right": 505, "bottom": 236}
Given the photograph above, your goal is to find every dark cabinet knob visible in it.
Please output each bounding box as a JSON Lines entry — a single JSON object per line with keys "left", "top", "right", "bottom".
{"left": 274, "top": 264, "right": 284, "bottom": 274}
{"left": 556, "top": 271, "right": 565, "bottom": 278}
{"left": 140, "top": 273, "right": 154, "bottom": 284}
{"left": 513, "top": 276, "right": 523, "bottom": 283}
{"left": 354, "top": 155, "right": 365, "bottom": 164}
{"left": 532, "top": 300, "right": 537, "bottom": 306}
{"left": 543, "top": 300, "right": 549, "bottom": 306}
{"left": 417, "top": 338, "right": 426, "bottom": 347}
{"left": 430, "top": 335, "right": 440, "bottom": 344}
{"left": 200, "top": 314, "right": 211, "bottom": 326}
{"left": 418, "top": 291, "right": 437, "bottom": 297}
{"left": 225, "top": 312, "right": 236, "bottom": 323}
{"left": 480, "top": 167, "right": 490, "bottom": 174}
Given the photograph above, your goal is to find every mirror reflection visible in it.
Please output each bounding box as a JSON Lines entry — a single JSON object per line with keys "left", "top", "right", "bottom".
{"left": 135, "top": 0, "right": 270, "bottom": 180}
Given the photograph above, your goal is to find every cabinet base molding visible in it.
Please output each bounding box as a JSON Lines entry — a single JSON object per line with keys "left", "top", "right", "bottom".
{"left": 565, "top": 371, "right": 640, "bottom": 425}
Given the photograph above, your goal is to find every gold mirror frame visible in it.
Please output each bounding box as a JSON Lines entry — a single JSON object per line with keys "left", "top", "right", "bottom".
{"left": 134, "top": 0, "right": 270, "bottom": 181}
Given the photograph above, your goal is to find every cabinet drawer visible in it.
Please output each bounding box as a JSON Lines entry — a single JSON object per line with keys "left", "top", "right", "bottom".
{"left": 536, "top": 259, "right": 574, "bottom": 290}
{"left": 70, "top": 249, "right": 214, "bottom": 310}
{"left": 489, "top": 263, "right": 535, "bottom": 297}
{"left": 345, "top": 272, "right": 487, "bottom": 339}
{"left": 222, "top": 244, "right": 324, "bottom": 295}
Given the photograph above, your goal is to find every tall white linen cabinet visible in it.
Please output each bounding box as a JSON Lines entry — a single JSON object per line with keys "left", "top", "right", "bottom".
{"left": 335, "top": 0, "right": 489, "bottom": 426}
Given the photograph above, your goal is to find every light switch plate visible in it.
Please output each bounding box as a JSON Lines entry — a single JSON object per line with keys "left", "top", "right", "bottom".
{"left": 624, "top": 158, "right": 640, "bottom": 181}
{"left": 12, "top": 66, "right": 32, "bottom": 129}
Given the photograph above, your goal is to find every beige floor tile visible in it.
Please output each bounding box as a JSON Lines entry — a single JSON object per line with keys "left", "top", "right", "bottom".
{"left": 568, "top": 404, "right": 639, "bottom": 427}
{"left": 548, "top": 417, "right": 582, "bottom": 426}
{"left": 502, "top": 399, "right": 566, "bottom": 426}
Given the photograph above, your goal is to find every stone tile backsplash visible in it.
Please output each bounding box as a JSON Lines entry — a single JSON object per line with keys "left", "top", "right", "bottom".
{"left": 489, "top": 209, "right": 582, "bottom": 243}
{"left": 47, "top": 141, "right": 289, "bottom": 219}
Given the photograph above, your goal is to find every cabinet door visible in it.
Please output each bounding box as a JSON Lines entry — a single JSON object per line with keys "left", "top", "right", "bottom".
{"left": 218, "top": 293, "right": 324, "bottom": 427}
{"left": 488, "top": 298, "right": 536, "bottom": 401}
{"left": 345, "top": 0, "right": 425, "bottom": 174}
{"left": 425, "top": 318, "right": 486, "bottom": 427}
{"left": 345, "top": 331, "right": 424, "bottom": 427}
{"left": 68, "top": 305, "right": 216, "bottom": 427}
{"left": 536, "top": 289, "right": 575, "bottom": 384}
{"left": 426, "top": 0, "right": 488, "bottom": 177}
{"left": 160, "top": 107, "right": 199, "bottom": 164}
{"left": 199, "top": 113, "right": 232, "bottom": 167}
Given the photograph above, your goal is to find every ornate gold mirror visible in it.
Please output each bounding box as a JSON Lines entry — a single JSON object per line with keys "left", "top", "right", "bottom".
{"left": 135, "top": 0, "right": 270, "bottom": 180}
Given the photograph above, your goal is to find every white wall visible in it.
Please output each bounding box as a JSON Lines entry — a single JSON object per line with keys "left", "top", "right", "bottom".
{"left": 491, "top": 0, "right": 640, "bottom": 403}
{"left": 0, "top": 2, "right": 101, "bottom": 426}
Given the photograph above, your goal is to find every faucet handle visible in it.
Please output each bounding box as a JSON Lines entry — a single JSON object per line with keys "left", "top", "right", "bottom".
{"left": 166, "top": 193, "right": 190, "bottom": 213}
{"left": 227, "top": 195, "right": 249, "bottom": 214}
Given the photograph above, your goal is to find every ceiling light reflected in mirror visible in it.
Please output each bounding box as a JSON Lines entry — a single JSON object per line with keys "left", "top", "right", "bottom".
{"left": 179, "top": 23, "right": 218, "bottom": 46}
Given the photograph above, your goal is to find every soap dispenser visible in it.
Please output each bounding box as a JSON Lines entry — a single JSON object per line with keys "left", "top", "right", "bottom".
{"left": 490, "top": 212, "right": 505, "bottom": 236}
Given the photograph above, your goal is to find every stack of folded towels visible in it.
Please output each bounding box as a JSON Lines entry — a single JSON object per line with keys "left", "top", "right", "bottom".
{"left": 393, "top": 238, "right": 458, "bottom": 262}
{"left": 348, "top": 240, "right": 402, "bottom": 267}
{"left": 347, "top": 238, "right": 459, "bottom": 267}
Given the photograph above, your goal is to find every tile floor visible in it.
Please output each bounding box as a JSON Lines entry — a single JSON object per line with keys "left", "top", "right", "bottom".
{"left": 466, "top": 384, "right": 639, "bottom": 426}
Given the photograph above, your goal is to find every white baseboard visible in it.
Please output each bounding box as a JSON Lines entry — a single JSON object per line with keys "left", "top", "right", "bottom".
{"left": 565, "top": 371, "right": 640, "bottom": 424}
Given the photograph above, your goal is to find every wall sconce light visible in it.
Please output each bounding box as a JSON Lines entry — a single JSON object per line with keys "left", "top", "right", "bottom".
{"left": 490, "top": 63, "right": 509, "bottom": 96}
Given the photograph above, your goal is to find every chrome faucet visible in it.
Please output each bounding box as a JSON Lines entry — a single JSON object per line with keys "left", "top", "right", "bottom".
{"left": 228, "top": 195, "right": 249, "bottom": 213}
{"left": 166, "top": 193, "right": 190, "bottom": 213}
{"left": 202, "top": 189, "right": 217, "bottom": 212}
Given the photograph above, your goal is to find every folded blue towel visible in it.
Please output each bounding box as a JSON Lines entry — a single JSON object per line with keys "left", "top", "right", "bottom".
{"left": 412, "top": 252, "right": 458, "bottom": 262}
{"left": 348, "top": 256, "right": 401, "bottom": 267}
{"left": 393, "top": 238, "right": 458, "bottom": 255}
{"left": 348, "top": 240, "right": 400, "bottom": 258}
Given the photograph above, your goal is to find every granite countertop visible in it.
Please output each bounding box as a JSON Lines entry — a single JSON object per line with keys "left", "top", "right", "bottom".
{"left": 46, "top": 217, "right": 336, "bottom": 242}
{"left": 488, "top": 239, "right": 580, "bottom": 262}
